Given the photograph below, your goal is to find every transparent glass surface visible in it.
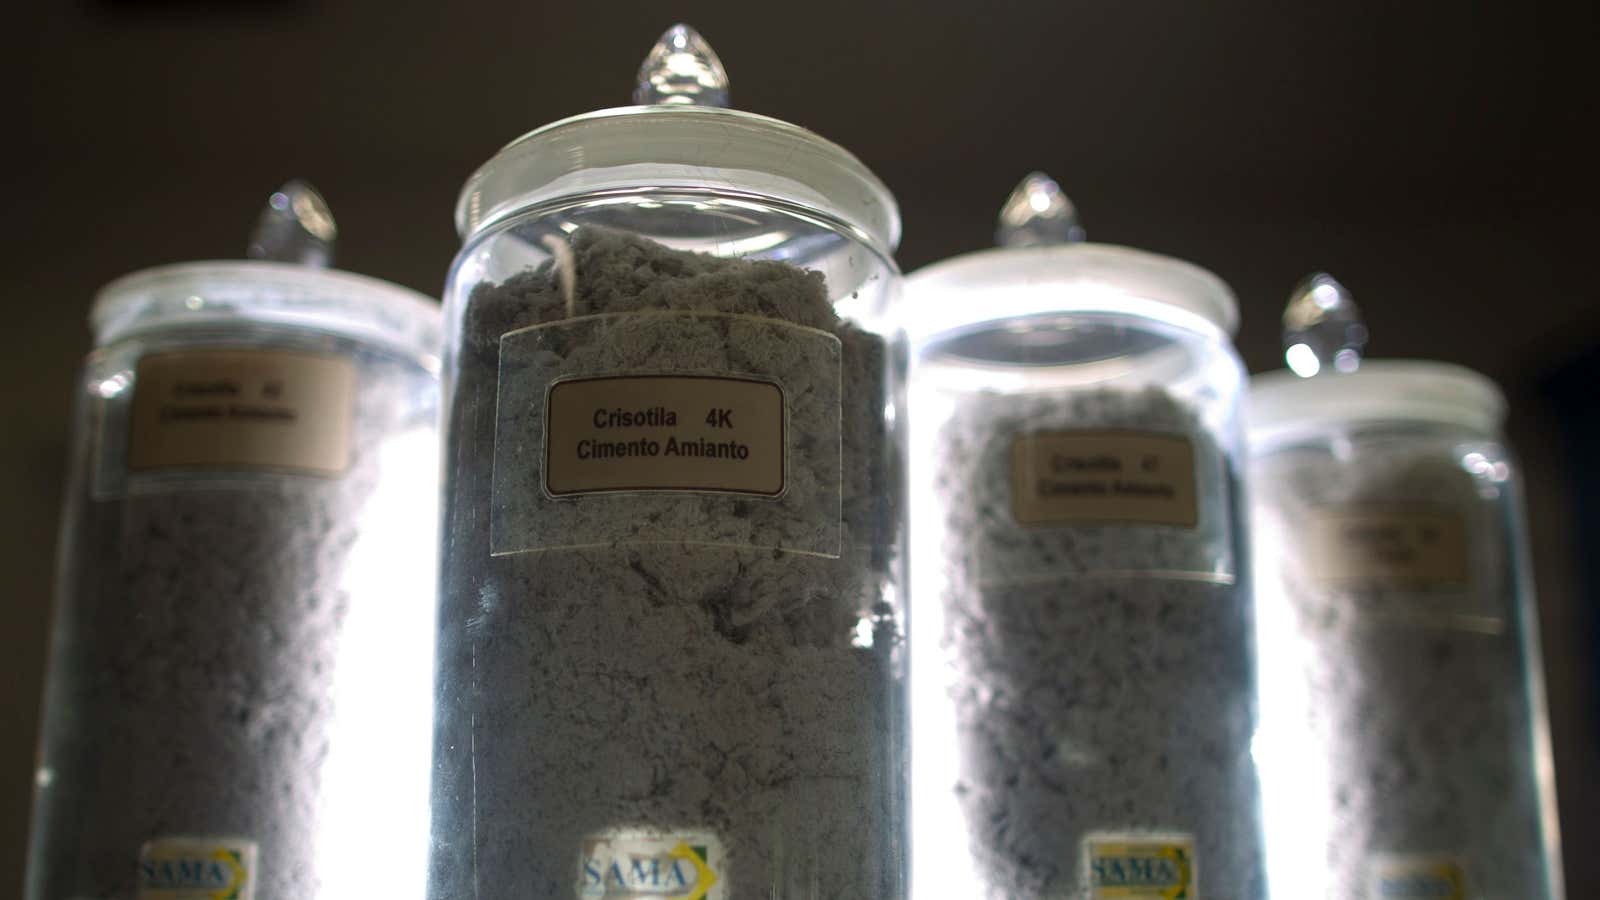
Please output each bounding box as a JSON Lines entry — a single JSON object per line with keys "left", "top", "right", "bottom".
{"left": 433, "top": 191, "right": 906, "bottom": 899}
{"left": 91, "top": 261, "right": 440, "bottom": 359}
{"left": 1280, "top": 272, "right": 1367, "bottom": 379}
{"left": 906, "top": 307, "right": 1262, "bottom": 899}
{"left": 1251, "top": 421, "right": 1562, "bottom": 900}
{"left": 27, "top": 316, "right": 440, "bottom": 900}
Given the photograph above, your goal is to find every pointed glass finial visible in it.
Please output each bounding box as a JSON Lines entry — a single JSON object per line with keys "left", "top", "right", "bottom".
{"left": 1282, "top": 272, "right": 1368, "bottom": 378}
{"left": 996, "top": 171, "right": 1085, "bottom": 248}
{"left": 246, "top": 180, "right": 337, "bottom": 267}
{"left": 633, "top": 24, "right": 730, "bottom": 108}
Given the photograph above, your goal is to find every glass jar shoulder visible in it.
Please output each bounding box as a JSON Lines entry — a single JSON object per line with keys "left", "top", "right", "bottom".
{"left": 911, "top": 310, "right": 1245, "bottom": 442}
{"left": 445, "top": 191, "right": 900, "bottom": 338}
{"left": 1251, "top": 420, "right": 1515, "bottom": 504}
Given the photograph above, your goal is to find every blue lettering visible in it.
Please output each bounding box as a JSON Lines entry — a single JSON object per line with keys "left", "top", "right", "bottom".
{"left": 1093, "top": 855, "right": 1179, "bottom": 887}
{"left": 140, "top": 858, "right": 229, "bottom": 889}
{"left": 629, "top": 857, "right": 662, "bottom": 885}
{"left": 1099, "top": 860, "right": 1126, "bottom": 884}
{"left": 583, "top": 847, "right": 714, "bottom": 895}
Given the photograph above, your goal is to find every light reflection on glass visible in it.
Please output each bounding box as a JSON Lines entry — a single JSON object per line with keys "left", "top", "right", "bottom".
{"left": 852, "top": 616, "right": 874, "bottom": 649}
{"left": 313, "top": 427, "right": 438, "bottom": 900}
{"left": 1283, "top": 273, "right": 1366, "bottom": 378}
{"left": 710, "top": 230, "right": 789, "bottom": 257}
{"left": 95, "top": 371, "right": 132, "bottom": 399}
{"left": 1253, "top": 506, "right": 1333, "bottom": 900}
{"left": 1286, "top": 342, "right": 1322, "bottom": 378}
{"left": 246, "top": 180, "right": 337, "bottom": 268}
{"left": 907, "top": 382, "right": 986, "bottom": 900}
{"left": 995, "top": 171, "right": 1085, "bottom": 248}
{"left": 633, "top": 24, "right": 730, "bottom": 109}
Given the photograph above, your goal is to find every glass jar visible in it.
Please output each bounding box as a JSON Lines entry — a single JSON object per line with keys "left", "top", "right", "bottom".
{"left": 902, "top": 175, "right": 1262, "bottom": 900}
{"left": 27, "top": 261, "right": 442, "bottom": 900}
{"left": 431, "top": 26, "right": 905, "bottom": 900}
{"left": 1249, "top": 362, "right": 1564, "bottom": 900}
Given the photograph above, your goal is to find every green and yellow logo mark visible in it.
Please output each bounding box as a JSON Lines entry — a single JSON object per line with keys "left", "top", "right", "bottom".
{"left": 136, "top": 838, "right": 254, "bottom": 900}
{"left": 1086, "top": 834, "right": 1196, "bottom": 900}
{"left": 579, "top": 831, "right": 724, "bottom": 900}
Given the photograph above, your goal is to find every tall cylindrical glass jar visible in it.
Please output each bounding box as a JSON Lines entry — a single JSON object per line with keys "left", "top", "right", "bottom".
{"left": 430, "top": 27, "right": 905, "bottom": 900}
{"left": 903, "top": 176, "right": 1262, "bottom": 900}
{"left": 1250, "top": 362, "right": 1563, "bottom": 900}
{"left": 27, "top": 260, "right": 442, "bottom": 900}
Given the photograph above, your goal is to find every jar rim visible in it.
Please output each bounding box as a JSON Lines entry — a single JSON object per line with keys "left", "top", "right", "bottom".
{"left": 901, "top": 243, "right": 1240, "bottom": 344}
{"left": 92, "top": 261, "right": 442, "bottom": 365}
{"left": 454, "top": 106, "right": 901, "bottom": 257}
{"left": 1248, "top": 361, "right": 1506, "bottom": 446}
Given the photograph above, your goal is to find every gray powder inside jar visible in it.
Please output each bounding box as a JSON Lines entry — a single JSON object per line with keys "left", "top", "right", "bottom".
{"left": 430, "top": 229, "right": 901, "bottom": 899}
{"left": 28, "top": 339, "right": 438, "bottom": 900}
{"left": 926, "top": 384, "right": 1262, "bottom": 899}
{"left": 1252, "top": 431, "right": 1552, "bottom": 900}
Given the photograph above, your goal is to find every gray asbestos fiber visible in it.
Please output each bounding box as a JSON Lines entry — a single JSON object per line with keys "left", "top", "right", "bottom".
{"left": 1252, "top": 427, "right": 1555, "bottom": 900}
{"left": 929, "top": 385, "right": 1263, "bottom": 899}
{"left": 430, "top": 229, "right": 902, "bottom": 899}
{"left": 27, "top": 337, "right": 438, "bottom": 900}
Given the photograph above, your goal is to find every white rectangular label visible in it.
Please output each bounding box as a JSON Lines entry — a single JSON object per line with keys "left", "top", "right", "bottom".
{"left": 491, "top": 313, "right": 842, "bottom": 556}
{"left": 137, "top": 837, "right": 256, "bottom": 900}
{"left": 1084, "top": 832, "right": 1198, "bottom": 899}
{"left": 1011, "top": 430, "right": 1198, "bottom": 527}
{"left": 1367, "top": 855, "right": 1468, "bottom": 899}
{"left": 128, "top": 349, "right": 354, "bottom": 476}
{"left": 578, "top": 830, "right": 726, "bottom": 900}
{"left": 1306, "top": 506, "right": 1468, "bottom": 586}
{"left": 544, "top": 375, "right": 785, "bottom": 497}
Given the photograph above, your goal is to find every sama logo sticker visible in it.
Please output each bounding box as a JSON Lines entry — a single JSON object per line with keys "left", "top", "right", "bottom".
{"left": 1368, "top": 855, "right": 1468, "bottom": 899}
{"left": 1084, "top": 833, "right": 1196, "bottom": 900}
{"left": 137, "top": 837, "right": 256, "bottom": 900}
{"left": 578, "top": 830, "right": 724, "bottom": 900}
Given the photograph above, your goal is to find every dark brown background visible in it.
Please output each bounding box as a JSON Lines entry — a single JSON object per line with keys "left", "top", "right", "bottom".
{"left": 3, "top": 0, "right": 1596, "bottom": 891}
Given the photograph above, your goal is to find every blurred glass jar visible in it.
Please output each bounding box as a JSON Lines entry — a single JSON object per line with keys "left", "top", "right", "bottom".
{"left": 430, "top": 25, "right": 906, "bottom": 900}
{"left": 1250, "top": 360, "right": 1564, "bottom": 900}
{"left": 902, "top": 174, "right": 1263, "bottom": 900}
{"left": 25, "top": 194, "right": 442, "bottom": 900}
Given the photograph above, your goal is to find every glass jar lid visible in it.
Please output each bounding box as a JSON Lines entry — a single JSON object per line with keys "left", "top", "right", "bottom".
{"left": 454, "top": 25, "right": 900, "bottom": 257}
{"left": 1249, "top": 361, "right": 1506, "bottom": 445}
{"left": 903, "top": 173, "right": 1238, "bottom": 346}
{"left": 91, "top": 181, "right": 440, "bottom": 365}
{"left": 1250, "top": 274, "right": 1503, "bottom": 444}
{"left": 92, "top": 262, "right": 441, "bottom": 366}
{"left": 907, "top": 243, "right": 1239, "bottom": 342}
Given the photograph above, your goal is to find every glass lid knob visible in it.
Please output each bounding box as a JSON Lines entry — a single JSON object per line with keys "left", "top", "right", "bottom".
{"left": 246, "top": 179, "right": 337, "bottom": 268}
{"left": 1282, "top": 271, "right": 1368, "bottom": 377}
{"left": 633, "top": 24, "right": 730, "bottom": 108}
{"left": 995, "top": 171, "right": 1085, "bottom": 248}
